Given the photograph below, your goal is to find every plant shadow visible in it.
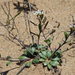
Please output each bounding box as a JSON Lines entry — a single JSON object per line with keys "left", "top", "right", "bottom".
{"left": 13, "top": 1, "right": 38, "bottom": 13}
{"left": 0, "top": 67, "right": 19, "bottom": 75}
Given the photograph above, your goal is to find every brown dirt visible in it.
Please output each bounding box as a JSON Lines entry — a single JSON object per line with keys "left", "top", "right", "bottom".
{"left": 0, "top": 0, "right": 75, "bottom": 75}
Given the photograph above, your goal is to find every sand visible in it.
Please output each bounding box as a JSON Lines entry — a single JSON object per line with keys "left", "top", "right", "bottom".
{"left": 0, "top": 0, "right": 75, "bottom": 75}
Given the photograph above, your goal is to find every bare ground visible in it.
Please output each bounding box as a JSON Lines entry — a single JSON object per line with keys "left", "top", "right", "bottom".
{"left": 0, "top": 0, "right": 75, "bottom": 75}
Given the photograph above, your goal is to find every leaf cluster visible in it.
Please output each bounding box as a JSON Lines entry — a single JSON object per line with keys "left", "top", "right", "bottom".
{"left": 6, "top": 43, "right": 62, "bottom": 70}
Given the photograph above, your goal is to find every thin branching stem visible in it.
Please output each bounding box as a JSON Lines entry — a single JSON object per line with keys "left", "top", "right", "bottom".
{"left": 27, "top": 12, "right": 34, "bottom": 44}
{"left": 1, "top": 2, "right": 24, "bottom": 46}
{"left": 42, "top": 31, "right": 53, "bottom": 52}
{"left": 4, "top": 2, "right": 19, "bottom": 32}
{"left": 37, "top": 32, "right": 41, "bottom": 50}
{"left": 17, "top": 65, "right": 26, "bottom": 75}
{"left": 0, "top": 21, "right": 24, "bottom": 46}
{"left": 49, "top": 32, "right": 72, "bottom": 60}
{"left": 0, "top": 67, "right": 19, "bottom": 74}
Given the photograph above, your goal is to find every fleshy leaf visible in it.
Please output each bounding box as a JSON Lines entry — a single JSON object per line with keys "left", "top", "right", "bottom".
{"left": 41, "top": 51, "right": 47, "bottom": 56}
{"left": 35, "top": 50, "right": 40, "bottom": 53}
{"left": 40, "top": 14, "right": 44, "bottom": 20}
{"left": 25, "top": 47, "right": 35, "bottom": 57}
{"left": 6, "top": 61, "right": 12, "bottom": 66}
{"left": 18, "top": 56, "right": 27, "bottom": 60}
{"left": 26, "top": 62, "right": 31, "bottom": 67}
{"left": 6, "top": 56, "right": 11, "bottom": 60}
{"left": 27, "top": 47, "right": 35, "bottom": 54}
{"left": 40, "top": 48, "right": 46, "bottom": 51}
{"left": 39, "top": 53, "right": 46, "bottom": 59}
{"left": 24, "top": 51, "right": 28, "bottom": 56}
{"left": 64, "top": 32, "right": 68, "bottom": 39}
{"left": 44, "top": 38, "right": 51, "bottom": 45}
{"left": 46, "top": 51, "right": 51, "bottom": 58}
{"left": 39, "top": 58, "right": 45, "bottom": 62}
{"left": 38, "top": 44, "right": 43, "bottom": 49}
{"left": 47, "top": 64, "right": 52, "bottom": 69}
{"left": 58, "top": 42, "right": 61, "bottom": 47}
{"left": 31, "top": 43, "right": 37, "bottom": 48}
{"left": 32, "top": 58, "right": 39, "bottom": 64}
{"left": 44, "top": 62, "right": 48, "bottom": 66}
{"left": 31, "top": 47, "right": 35, "bottom": 54}
{"left": 49, "top": 61, "right": 59, "bottom": 67}
{"left": 52, "top": 57, "right": 60, "bottom": 61}
{"left": 57, "top": 50, "right": 61, "bottom": 54}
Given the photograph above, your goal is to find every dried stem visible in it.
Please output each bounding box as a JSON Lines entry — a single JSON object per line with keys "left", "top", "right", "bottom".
{"left": 0, "top": 21, "right": 24, "bottom": 46}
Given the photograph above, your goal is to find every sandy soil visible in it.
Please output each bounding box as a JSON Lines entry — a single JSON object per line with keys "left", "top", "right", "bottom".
{"left": 0, "top": 0, "right": 75, "bottom": 75}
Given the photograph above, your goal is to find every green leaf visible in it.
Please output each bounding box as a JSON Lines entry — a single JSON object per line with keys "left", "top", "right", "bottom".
{"left": 52, "top": 57, "right": 60, "bottom": 61}
{"left": 46, "top": 51, "right": 51, "bottom": 58}
{"left": 0, "top": 54, "right": 1, "bottom": 57}
{"left": 41, "top": 51, "right": 47, "bottom": 56}
{"left": 57, "top": 50, "right": 61, "bottom": 54}
{"left": 54, "top": 52, "right": 58, "bottom": 56}
{"left": 53, "top": 48, "right": 56, "bottom": 51}
{"left": 58, "top": 42, "right": 61, "bottom": 47}
{"left": 40, "top": 14, "right": 44, "bottom": 20}
{"left": 30, "top": 32, "right": 39, "bottom": 36}
{"left": 39, "top": 22, "right": 42, "bottom": 32}
{"left": 6, "top": 61, "right": 12, "bottom": 66}
{"left": 43, "top": 46, "right": 48, "bottom": 50}
{"left": 49, "top": 61, "right": 59, "bottom": 67}
{"left": 39, "top": 53, "right": 46, "bottom": 59}
{"left": 43, "top": 21, "right": 49, "bottom": 30}
{"left": 9, "top": 9, "right": 23, "bottom": 21}
{"left": 32, "top": 59, "right": 39, "bottom": 64}
{"left": 39, "top": 58, "right": 45, "bottom": 62}
{"left": 64, "top": 32, "right": 68, "bottom": 39}
{"left": 6, "top": 56, "right": 11, "bottom": 60}
{"left": 24, "top": 51, "right": 32, "bottom": 57}
{"left": 66, "top": 41, "right": 71, "bottom": 43}
{"left": 31, "top": 47, "right": 35, "bottom": 54}
{"left": 18, "top": 56, "right": 27, "bottom": 60}
{"left": 27, "top": 48, "right": 34, "bottom": 54}
{"left": 40, "top": 48, "right": 46, "bottom": 51}
{"left": 24, "top": 51, "right": 28, "bottom": 56}
{"left": 38, "top": 44, "right": 43, "bottom": 49}
{"left": 27, "top": 0, "right": 29, "bottom": 2}
{"left": 44, "top": 62, "right": 48, "bottom": 66}
{"left": 47, "top": 64, "right": 52, "bottom": 69}
{"left": 30, "top": 21, "right": 37, "bottom": 26}
{"left": 44, "top": 38, "right": 51, "bottom": 45}
{"left": 31, "top": 43, "right": 37, "bottom": 48}
{"left": 26, "top": 62, "right": 31, "bottom": 67}
{"left": 35, "top": 50, "right": 40, "bottom": 53}
{"left": 25, "top": 47, "right": 35, "bottom": 57}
